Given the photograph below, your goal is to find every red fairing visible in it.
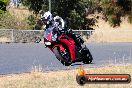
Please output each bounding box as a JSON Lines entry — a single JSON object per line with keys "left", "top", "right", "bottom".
{"left": 58, "top": 34, "right": 75, "bottom": 61}
{"left": 52, "top": 44, "right": 65, "bottom": 52}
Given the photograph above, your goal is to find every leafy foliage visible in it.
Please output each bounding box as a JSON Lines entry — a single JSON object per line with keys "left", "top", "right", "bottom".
{"left": 27, "top": 15, "right": 36, "bottom": 25}
{"left": 128, "top": 15, "right": 132, "bottom": 24}
{"left": 21, "top": 0, "right": 45, "bottom": 15}
{"left": 21, "top": 0, "right": 132, "bottom": 29}
{"left": 97, "top": 0, "right": 132, "bottom": 27}
{"left": 26, "top": 15, "right": 43, "bottom": 30}
{"left": 0, "top": 0, "right": 9, "bottom": 14}
{"left": 46, "top": 0, "right": 96, "bottom": 30}
{"left": 22, "top": 0, "right": 96, "bottom": 30}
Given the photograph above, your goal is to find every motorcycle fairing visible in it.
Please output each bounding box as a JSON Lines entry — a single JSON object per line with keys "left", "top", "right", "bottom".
{"left": 45, "top": 32, "right": 52, "bottom": 41}
{"left": 58, "top": 33, "right": 75, "bottom": 61}
{"left": 52, "top": 44, "right": 65, "bottom": 52}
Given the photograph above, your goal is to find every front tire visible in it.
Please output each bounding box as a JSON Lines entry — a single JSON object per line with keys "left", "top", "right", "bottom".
{"left": 53, "top": 47, "right": 72, "bottom": 66}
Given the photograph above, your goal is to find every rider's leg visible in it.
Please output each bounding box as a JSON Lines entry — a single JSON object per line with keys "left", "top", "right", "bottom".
{"left": 66, "top": 29, "right": 84, "bottom": 47}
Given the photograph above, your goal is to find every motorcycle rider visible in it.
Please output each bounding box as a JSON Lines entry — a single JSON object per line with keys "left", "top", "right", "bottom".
{"left": 41, "top": 11, "right": 84, "bottom": 48}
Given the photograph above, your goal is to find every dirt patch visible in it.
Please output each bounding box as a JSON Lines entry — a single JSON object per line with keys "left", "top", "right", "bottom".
{"left": 8, "top": 8, "right": 32, "bottom": 21}
{"left": 85, "top": 15, "right": 132, "bottom": 42}
{"left": 87, "top": 30, "right": 132, "bottom": 42}
{"left": 0, "top": 37, "right": 11, "bottom": 42}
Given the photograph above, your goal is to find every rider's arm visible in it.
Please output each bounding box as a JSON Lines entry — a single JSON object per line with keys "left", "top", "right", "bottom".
{"left": 60, "top": 18, "right": 65, "bottom": 28}
{"left": 54, "top": 16, "right": 65, "bottom": 28}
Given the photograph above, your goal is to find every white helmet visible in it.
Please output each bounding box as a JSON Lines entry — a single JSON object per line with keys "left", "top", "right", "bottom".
{"left": 41, "top": 11, "right": 52, "bottom": 24}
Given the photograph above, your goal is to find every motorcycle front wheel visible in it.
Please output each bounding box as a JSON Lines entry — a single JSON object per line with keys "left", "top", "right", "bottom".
{"left": 53, "top": 47, "right": 72, "bottom": 66}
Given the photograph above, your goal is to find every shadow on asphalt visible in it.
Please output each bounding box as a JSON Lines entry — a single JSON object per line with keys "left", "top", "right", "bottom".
{"left": 70, "top": 62, "right": 94, "bottom": 66}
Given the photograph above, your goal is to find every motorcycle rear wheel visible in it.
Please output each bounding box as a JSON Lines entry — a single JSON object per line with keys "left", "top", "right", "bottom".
{"left": 81, "top": 46, "right": 93, "bottom": 64}
{"left": 83, "top": 52, "right": 93, "bottom": 64}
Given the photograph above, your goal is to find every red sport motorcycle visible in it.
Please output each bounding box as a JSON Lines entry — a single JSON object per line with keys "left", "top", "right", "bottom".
{"left": 43, "top": 26, "right": 93, "bottom": 66}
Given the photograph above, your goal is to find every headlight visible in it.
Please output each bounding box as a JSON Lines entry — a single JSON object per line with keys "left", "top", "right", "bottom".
{"left": 45, "top": 42, "right": 51, "bottom": 45}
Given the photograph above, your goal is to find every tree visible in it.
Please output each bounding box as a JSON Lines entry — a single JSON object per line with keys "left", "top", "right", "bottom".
{"left": 44, "top": 0, "right": 96, "bottom": 30}
{"left": 22, "top": 0, "right": 96, "bottom": 30}
{"left": 21, "top": 0, "right": 45, "bottom": 15}
{"left": 96, "top": 0, "right": 132, "bottom": 27}
{"left": 0, "top": 0, "right": 9, "bottom": 14}
{"left": 22, "top": 0, "right": 132, "bottom": 29}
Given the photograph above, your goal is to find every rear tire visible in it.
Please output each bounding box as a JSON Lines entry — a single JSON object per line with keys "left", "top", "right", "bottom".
{"left": 53, "top": 47, "right": 72, "bottom": 66}
{"left": 81, "top": 46, "right": 93, "bottom": 64}
{"left": 83, "top": 51, "right": 93, "bottom": 64}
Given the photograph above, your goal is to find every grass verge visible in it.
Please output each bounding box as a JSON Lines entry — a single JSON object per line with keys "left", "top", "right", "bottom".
{"left": 0, "top": 64, "right": 132, "bottom": 88}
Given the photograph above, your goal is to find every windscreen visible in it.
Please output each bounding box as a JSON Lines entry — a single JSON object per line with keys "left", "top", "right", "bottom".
{"left": 44, "top": 28, "right": 53, "bottom": 41}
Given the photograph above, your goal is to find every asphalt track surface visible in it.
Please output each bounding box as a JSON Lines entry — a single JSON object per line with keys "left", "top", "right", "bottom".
{"left": 0, "top": 43, "right": 132, "bottom": 74}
